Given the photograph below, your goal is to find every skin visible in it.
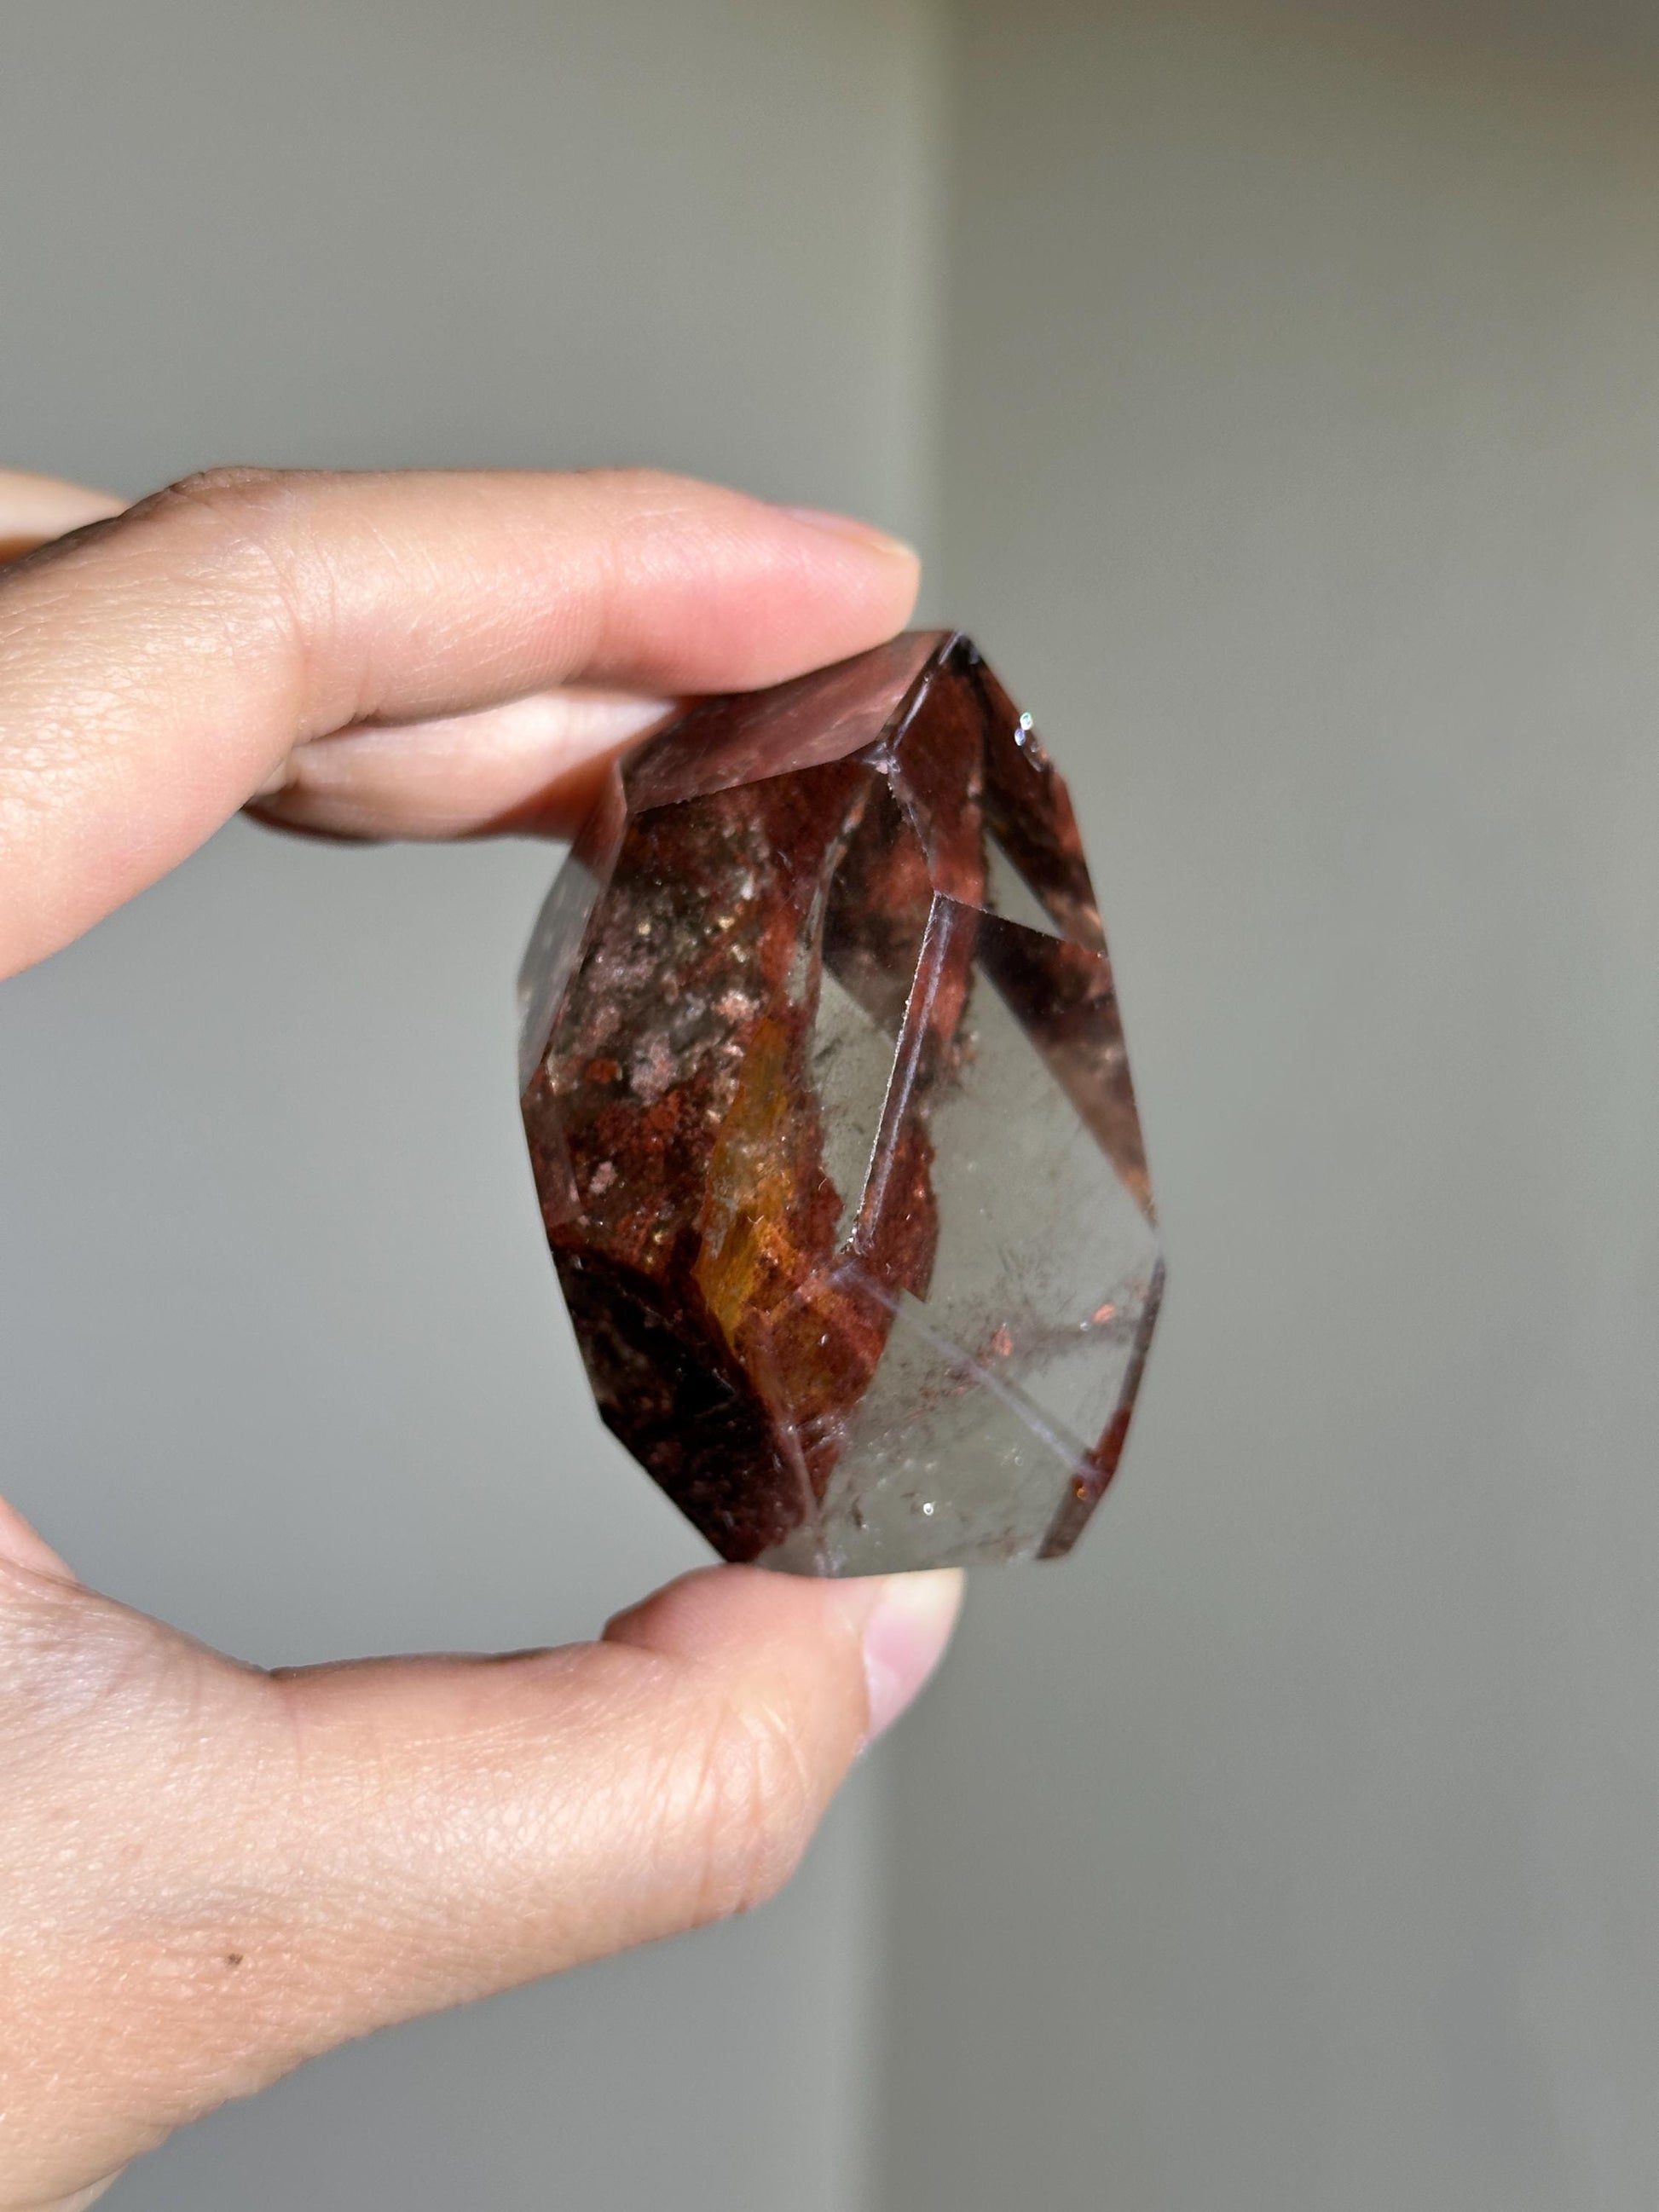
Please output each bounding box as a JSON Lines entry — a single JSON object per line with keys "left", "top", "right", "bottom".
{"left": 0, "top": 465, "right": 962, "bottom": 2212}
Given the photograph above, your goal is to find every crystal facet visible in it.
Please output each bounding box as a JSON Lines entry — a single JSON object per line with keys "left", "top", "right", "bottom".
{"left": 519, "top": 632, "right": 1162, "bottom": 1574}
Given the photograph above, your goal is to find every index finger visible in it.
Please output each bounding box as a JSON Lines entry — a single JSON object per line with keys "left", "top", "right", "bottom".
{"left": 0, "top": 467, "right": 920, "bottom": 979}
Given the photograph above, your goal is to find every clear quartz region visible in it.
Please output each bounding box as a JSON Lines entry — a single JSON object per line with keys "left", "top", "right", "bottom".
{"left": 518, "top": 631, "right": 1162, "bottom": 1574}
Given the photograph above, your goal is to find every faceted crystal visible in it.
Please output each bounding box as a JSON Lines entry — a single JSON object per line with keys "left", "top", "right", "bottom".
{"left": 519, "top": 632, "right": 1162, "bottom": 1574}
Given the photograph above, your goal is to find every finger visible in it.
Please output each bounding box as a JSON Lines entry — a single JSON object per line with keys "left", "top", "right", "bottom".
{"left": 249, "top": 686, "right": 679, "bottom": 840}
{"left": 0, "top": 468, "right": 921, "bottom": 979}
{"left": 0, "top": 470, "right": 125, "bottom": 565}
{"left": 0, "top": 1562, "right": 959, "bottom": 2197}
{"left": 0, "top": 1494, "right": 78, "bottom": 1583}
{"left": 257, "top": 1568, "right": 961, "bottom": 2046}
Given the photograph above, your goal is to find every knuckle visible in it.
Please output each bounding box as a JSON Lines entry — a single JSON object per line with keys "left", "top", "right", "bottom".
{"left": 140, "top": 467, "right": 306, "bottom": 557}
{"left": 135, "top": 469, "right": 320, "bottom": 644}
{"left": 133, "top": 467, "right": 321, "bottom": 568}
{"left": 685, "top": 1686, "right": 819, "bottom": 1923}
{"left": 156, "top": 464, "right": 292, "bottom": 517}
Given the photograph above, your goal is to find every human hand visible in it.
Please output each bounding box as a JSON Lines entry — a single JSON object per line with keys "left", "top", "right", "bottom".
{"left": 0, "top": 465, "right": 961, "bottom": 2211}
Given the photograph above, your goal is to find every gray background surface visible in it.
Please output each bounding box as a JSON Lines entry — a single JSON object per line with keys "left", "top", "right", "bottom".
{"left": 7, "top": 2, "right": 1659, "bottom": 2207}
{"left": 884, "top": 7, "right": 1659, "bottom": 2209}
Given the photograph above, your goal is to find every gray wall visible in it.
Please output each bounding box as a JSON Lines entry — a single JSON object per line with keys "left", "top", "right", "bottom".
{"left": 879, "top": 5, "right": 1659, "bottom": 2208}
{"left": 0, "top": 2, "right": 936, "bottom": 2205}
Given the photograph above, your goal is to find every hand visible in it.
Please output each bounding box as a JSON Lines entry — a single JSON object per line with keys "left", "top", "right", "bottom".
{"left": 0, "top": 465, "right": 961, "bottom": 2211}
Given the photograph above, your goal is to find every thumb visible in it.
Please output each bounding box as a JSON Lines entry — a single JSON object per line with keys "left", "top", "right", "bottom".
{"left": 264, "top": 1565, "right": 962, "bottom": 2021}
{"left": 0, "top": 1550, "right": 959, "bottom": 2209}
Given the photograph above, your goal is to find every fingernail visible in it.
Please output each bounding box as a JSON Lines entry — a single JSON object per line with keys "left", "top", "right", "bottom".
{"left": 781, "top": 505, "right": 920, "bottom": 563}
{"left": 860, "top": 1569, "right": 963, "bottom": 1746}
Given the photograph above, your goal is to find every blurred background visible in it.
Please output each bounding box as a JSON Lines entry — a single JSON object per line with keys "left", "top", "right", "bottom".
{"left": 6, "top": 1, "right": 1659, "bottom": 2205}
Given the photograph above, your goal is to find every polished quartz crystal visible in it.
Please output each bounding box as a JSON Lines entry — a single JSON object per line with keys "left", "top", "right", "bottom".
{"left": 518, "top": 632, "right": 1162, "bottom": 1574}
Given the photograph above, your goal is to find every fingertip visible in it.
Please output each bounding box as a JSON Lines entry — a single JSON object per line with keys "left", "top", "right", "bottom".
{"left": 780, "top": 503, "right": 921, "bottom": 567}
{"left": 604, "top": 1560, "right": 963, "bottom": 1750}
{"left": 603, "top": 1562, "right": 840, "bottom": 1660}
{"left": 857, "top": 1570, "right": 963, "bottom": 1743}
{"left": 575, "top": 470, "right": 923, "bottom": 690}
{"left": 761, "top": 499, "right": 923, "bottom": 660}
